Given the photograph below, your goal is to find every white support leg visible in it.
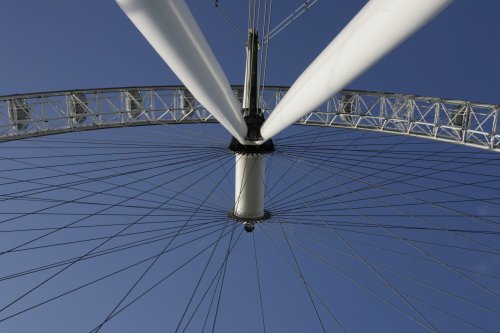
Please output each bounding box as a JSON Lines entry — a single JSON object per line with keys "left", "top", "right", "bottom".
{"left": 115, "top": 0, "right": 248, "bottom": 143}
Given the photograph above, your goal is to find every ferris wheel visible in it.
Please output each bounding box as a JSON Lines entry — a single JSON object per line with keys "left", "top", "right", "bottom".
{"left": 0, "top": 0, "right": 499, "bottom": 332}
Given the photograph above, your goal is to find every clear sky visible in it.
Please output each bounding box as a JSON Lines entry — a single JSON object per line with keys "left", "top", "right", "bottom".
{"left": 0, "top": 0, "right": 499, "bottom": 104}
{"left": 0, "top": 1, "right": 499, "bottom": 333}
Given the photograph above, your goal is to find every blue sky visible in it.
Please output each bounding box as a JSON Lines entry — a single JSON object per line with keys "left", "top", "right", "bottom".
{"left": 0, "top": 1, "right": 499, "bottom": 332}
{"left": 0, "top": 0, "right": 499, "bottom": 104}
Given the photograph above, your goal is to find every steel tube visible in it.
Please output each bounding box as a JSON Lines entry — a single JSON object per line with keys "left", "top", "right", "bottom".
{"left": 234, "top": 154, "right": 265, "bottom": 219}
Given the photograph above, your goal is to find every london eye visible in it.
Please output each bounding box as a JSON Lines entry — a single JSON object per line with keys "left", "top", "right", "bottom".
{"left": 0, "top": 1, "right": 498, "bottom": 332}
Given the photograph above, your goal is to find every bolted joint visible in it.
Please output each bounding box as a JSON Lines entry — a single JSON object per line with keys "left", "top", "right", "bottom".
{"left": 228, "top": 109, "right": 275, "bottom": 154}
{"left": 228, "top": 137, "right": 274, "bottom": 154}
{"left": 243, "top": 109, "right": 264, "bottom": 141}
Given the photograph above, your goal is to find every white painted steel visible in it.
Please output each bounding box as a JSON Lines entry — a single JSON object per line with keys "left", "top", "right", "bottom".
{"left": 2, "top": 86, "right": 499, "bottom": 152}
{"left": 260, "top": 0, "right": 454, "bottom": 140}
{"left": 234, "top": 154, "right": 265, "bottom": 219}
{"left": 115, "top": 0, "right": 248, "bottom": 143}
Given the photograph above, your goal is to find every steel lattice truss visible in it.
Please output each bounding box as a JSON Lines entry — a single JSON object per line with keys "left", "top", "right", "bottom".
{"left": 1, "top": 86, "right": 499, "bottom": 151}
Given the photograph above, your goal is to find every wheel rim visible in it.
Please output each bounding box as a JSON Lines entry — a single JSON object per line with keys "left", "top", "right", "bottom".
{"left": 0, "top": 119, "right": 498, "bottom": 332}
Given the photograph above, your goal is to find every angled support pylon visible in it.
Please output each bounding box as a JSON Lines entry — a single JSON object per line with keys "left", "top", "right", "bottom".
{"left": 260, "top": 0, "right": 454, "bottom": 141}
{"left": 116, "top": 0, "right": 248, "bottom": 143}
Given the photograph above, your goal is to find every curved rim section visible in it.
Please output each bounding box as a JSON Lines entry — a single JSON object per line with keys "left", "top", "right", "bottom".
{"left": 1, "top": 85, "right": 499, "bottom": 151}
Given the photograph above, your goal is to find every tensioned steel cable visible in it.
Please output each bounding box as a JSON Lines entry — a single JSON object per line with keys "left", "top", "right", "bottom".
{"left": 180, "top": 226, "right": 244, "bottom": 332}
{"left": 0, "top": 224, "right": 239, "bottom": 324}
{"left": 264, "top": 162, "right": 440, "bottom": 332}
{"left": 1, "top": 108, "right": 498, "bottom": 330}
{"left": 279, "top": 222, "right": 499, "bottom": 314}
{"left": 274, "top": 152, "right": 500, "bottom": 235}
{"left": 266, "top": 130, "right": 378, "bottom": 207}
{"left": 0, "top": 153, "right": 232, "bottom": 314}
{"left": 25, "top": 132, "right": 233, "bottom": 211}
{"left": 270, "top": 153, "right": 500, "bottom": 255}
{"left": 0, "top": 152, "right": 227, "bottom": 253}
{"left": 91, "top": 152, "right": 239, "bottom": 333}
{"left": 259, "top": 162, "right": 346, "bottom": 332}
{"left": 267, "top": 224, "right": 491, "bottom": 331}
{"left": 213, "top": 1, "right": 246, "bottom": 44}
{"left": 173, "top": 219, "right": 232, "bottom": 332}
{"left": 265, "top": 225, "right": 437, "bottom": 329}
{"left": 210, "top": 223, "right": 239, "bottom": 333}
{"left": 4, "top": 220, "right": 226, "bottom": 255}
{"left": 201, "top": 255, "right": 227, "bottom": 332}
{"left": 262, "top": 0, "right": 320, "bottom": 42}
{"left": 0, "top": 151, "right": 217, "bottom": 204}
{"left": 0, "top": 151, "right": 229, "bottom": 212}
{"left": 274, "top": 143, "right": 500, "bottom": 215}
{"left": 0, "top": 221, "right": 227, "bottom": 283}
{"left": 280, "top": 148, "right": 500, "bottom": 193}
{"left": 258, "top": 223, "right": 354, "bottom": 332}
{"left": 268, "top": 157, "right": 500, "bottom": 302}
{"left": 282, "top": 221, "right": 500, "bottom": 270}
{"left": 252, "top": 232, "right": 267, "bottom": 333}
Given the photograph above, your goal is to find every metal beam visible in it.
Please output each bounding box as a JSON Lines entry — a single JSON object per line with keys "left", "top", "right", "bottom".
{"left": 0, "top": 86, "right": 498, "bottom": 152}
{"left": 260, "top": 0, "right": 454, "bottom": 140}
{"left": 115, "top": 0, "right": 248, "bottom": 143}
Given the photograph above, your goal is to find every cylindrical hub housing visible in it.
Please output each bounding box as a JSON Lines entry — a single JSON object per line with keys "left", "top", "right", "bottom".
{"left": 234, "top": 153, "right": 265, "bottom": 219}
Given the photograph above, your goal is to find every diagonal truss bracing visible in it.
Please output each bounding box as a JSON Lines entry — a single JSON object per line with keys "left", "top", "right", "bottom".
{"left": 0, "top": 86, "right": 499, "bottom": 151}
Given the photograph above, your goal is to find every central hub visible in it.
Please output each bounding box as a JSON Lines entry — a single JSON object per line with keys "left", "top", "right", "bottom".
{"left": 228, "top": 111, "right": 275, "bottom": 154}
{"left": 228, "top": 133, "right": 273, "bottom": 233}
{"left": 228, "top": 28, "right": 274, "bottom": 233}
{"left": 229, "top": 210, "right": 271, "bottom": 232}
